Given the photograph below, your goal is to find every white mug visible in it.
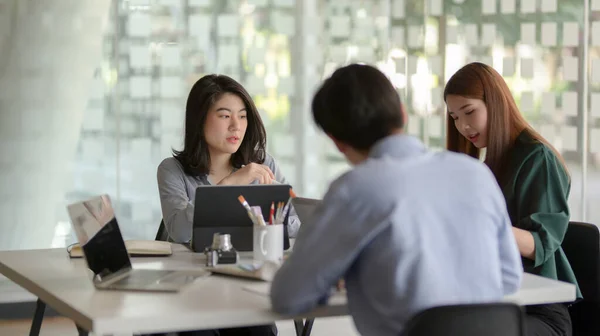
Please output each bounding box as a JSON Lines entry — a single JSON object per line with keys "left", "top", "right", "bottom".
{"left": 253, "top": 224, "right": 284, "bottom": 263}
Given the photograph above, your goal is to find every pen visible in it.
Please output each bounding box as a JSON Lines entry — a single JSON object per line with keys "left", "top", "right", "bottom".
{"left": 280, "top": 189, "right": 297, "bottom": 223}
{"left": 269, "top": 202, "right": 275, "bottom": 225}
{"left": 251, "top": 206, "right": 267, "bottom": 226}
{"left": 275, "top": 202, "right": 282, "bottom": 223}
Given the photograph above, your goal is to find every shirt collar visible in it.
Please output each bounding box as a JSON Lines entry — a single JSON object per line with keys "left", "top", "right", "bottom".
{"left": 368, "top": 134, "right": 427, "bottom": 160}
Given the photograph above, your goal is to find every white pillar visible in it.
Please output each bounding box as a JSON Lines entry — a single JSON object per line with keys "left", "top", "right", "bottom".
{"left": 0, "top": 0, "right": 111, "bottom": 250}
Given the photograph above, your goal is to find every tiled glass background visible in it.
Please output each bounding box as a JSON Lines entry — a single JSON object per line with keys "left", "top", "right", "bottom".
{"left": 4, "top": 0, "right": 599, "bottom": 248}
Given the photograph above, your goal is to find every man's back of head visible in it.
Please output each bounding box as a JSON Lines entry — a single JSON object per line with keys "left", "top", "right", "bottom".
{"left": 312, "top": 64, "right": 405, "bottom": 163}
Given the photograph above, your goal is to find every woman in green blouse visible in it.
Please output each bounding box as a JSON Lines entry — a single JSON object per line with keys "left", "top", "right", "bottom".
{"left": 444, "top": 62, "right": 580, "bottom": 336}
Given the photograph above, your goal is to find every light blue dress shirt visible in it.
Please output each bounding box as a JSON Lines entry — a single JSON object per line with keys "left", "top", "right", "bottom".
{"left": 270, "top": 134, "right": 523, "bottom": 336}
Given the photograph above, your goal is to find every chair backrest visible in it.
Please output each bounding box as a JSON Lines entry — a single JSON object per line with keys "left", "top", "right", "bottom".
{"left": 562, "top": 221, "right": 600, "bottom": 302}
{"left": 155, "top": 220, "right": 166, "bottom": 241}
{"left": 402, "top": 303, "right": 524, "bottom": 336}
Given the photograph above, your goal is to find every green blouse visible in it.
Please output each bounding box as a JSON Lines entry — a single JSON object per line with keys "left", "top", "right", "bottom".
{"left": 500, "top": 131, "right": 581, "bottom": 298}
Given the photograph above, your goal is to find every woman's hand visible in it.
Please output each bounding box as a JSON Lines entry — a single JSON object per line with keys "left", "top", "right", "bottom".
{"left": 218, "top": 163, "right": 276, "bottom": 185}
{"left": 512, "top": 226, "right": 535, "bottom": 260}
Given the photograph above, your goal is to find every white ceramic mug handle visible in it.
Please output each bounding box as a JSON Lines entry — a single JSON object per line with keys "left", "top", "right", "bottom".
{"left": 260, "top": 230, "right": 267, "bottom": 255}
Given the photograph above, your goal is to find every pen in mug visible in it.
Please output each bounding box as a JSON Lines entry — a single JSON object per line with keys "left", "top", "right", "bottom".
{"left": 280, "top": 189, "right": 296, "bottom": 222}
{"left": 269, "top": 202, "right": 275, "bottom": 225}
{"left": 238, "top": 195, "right": 258, "bottom": 226}
{"left": 251, "top": 206, "right": 267, "bottom": 226}
{"left": 274, "top": 202, "right": 281, "bottom": 223}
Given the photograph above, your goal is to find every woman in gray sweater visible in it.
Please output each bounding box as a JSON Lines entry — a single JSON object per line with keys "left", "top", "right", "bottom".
{"left": 156, "top": 74, "right": 298, "bottom": 336}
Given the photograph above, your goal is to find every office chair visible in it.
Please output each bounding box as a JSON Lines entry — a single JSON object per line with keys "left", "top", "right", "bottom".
{"left": 562, "top": 221, "right": 600, "bottom": 335}
{"left": 401, "top": 303, "right": 525, "bottom": 336}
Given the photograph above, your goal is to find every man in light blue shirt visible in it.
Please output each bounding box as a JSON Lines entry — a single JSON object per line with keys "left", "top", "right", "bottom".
{"left": 270, "top": 64, "right": 523, "bottom": 336}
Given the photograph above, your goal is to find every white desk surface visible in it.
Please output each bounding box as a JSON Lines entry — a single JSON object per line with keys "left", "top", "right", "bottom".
{"left": 0, "top": 245, "right": 576, "bottom": 335}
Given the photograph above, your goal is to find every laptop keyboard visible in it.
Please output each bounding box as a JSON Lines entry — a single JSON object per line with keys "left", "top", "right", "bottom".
{"left": 113, "top": 269, "right": 173, "bottom": 287}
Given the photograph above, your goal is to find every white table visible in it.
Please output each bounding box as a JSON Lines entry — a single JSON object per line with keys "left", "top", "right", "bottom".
{"left": 0, "top": 245, "right": 576, "bottom": 336}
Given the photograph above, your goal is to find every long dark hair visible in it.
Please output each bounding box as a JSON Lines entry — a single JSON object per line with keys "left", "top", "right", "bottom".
{"left": 444, "top": 62, "right": 568, "bottom": 183}
{"left": 173, "top": 74, "right": 266, "bottom": 177}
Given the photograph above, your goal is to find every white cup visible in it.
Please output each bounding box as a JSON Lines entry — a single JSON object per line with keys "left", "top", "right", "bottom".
{"left": 253, "top": 224, "right": 284, "bottom": 263}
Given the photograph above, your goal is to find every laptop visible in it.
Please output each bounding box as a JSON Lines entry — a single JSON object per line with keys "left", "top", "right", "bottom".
{"left": 67, "top": 194, "right": 209, "bottom": 292}
{"left": 192, "top": 184, "right": 293, "bottom": 252}
{"left": 291, "top": 197, "right": 321, "bottom": 224}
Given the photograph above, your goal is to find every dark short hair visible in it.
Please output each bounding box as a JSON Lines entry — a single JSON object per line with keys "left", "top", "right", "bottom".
{"left": 311, "top": 64, "right": 404, "bottom": 150}
{"left": 173, "top": 74, "right": 266, "bottom": 176}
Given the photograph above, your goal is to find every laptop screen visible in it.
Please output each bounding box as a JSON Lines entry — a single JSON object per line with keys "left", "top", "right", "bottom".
{"left": 291, "top": 197, "right": 321, "bottom": 224}
{"left": 67, "top": 195, "right": 131, "bottom": 279}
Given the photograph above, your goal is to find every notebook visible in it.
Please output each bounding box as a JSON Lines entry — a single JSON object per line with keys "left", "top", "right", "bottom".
{"left": 67, "top": 239, "right": 173, "bottom": 258}
{"left": 208, "top": 261, "right": 281, "bottom": 281}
